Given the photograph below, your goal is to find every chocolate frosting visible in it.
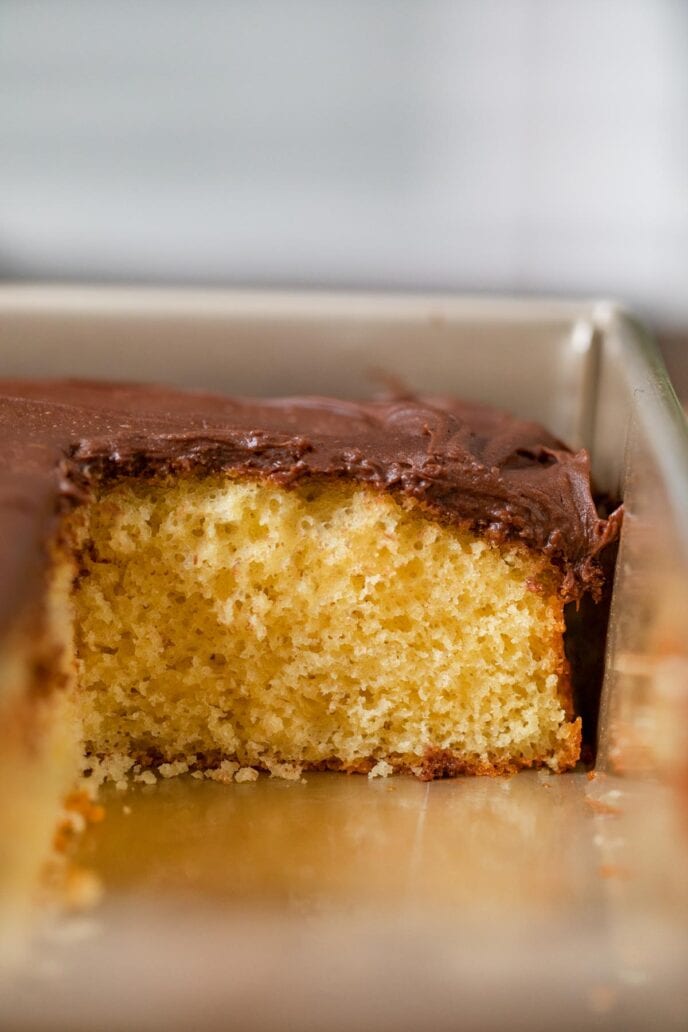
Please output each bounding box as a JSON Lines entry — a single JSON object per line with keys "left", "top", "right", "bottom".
{"left": 0, "top": 379, "right": 622, "bottom": 634}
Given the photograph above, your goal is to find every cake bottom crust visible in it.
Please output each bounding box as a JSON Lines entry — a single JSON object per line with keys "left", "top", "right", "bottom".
{"left": 92, "top": 723, "right": 582, "bottom": 787}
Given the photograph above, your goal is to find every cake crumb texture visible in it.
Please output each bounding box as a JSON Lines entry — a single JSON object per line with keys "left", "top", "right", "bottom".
{"left": 70, "top": 477, "right": 579, "bottom": 777}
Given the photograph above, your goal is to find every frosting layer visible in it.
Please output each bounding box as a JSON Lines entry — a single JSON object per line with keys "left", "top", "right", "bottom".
{"left": 0, "top": 379, "right": 622, "bottom": 633}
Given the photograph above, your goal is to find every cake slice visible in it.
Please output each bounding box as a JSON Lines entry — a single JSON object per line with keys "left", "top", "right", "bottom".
{"left": 0, "top": 380, "right": 620, "bottom": 797}
{"left": 0, "top": 379, "right": 624, "bottom": 933}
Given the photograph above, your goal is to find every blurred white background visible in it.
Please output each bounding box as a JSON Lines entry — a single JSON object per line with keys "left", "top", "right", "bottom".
{"left": 1, "top": 0, "right": 687, "bottom": 328}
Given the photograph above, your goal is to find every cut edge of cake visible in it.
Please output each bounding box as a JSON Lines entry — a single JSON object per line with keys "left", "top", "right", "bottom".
{"left": 62, "top": 474, "right": 582, "bottom": 785}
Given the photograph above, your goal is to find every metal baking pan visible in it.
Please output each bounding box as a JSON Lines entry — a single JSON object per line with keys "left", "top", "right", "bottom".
{"left": 0, "top": 286, "right": 686, "bottom": 1031}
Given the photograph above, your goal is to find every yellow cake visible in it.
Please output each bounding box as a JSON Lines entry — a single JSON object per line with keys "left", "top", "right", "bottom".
{"left": 0, "top": 380, "right": 621, "bottom": 930}
{"left": 68, "top": 477, "right": 578, "bottom": 781}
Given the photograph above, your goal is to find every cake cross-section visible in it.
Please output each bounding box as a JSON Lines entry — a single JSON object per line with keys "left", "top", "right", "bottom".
{"left": 0, "top": 380, "right": 621, "bottom": 800}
